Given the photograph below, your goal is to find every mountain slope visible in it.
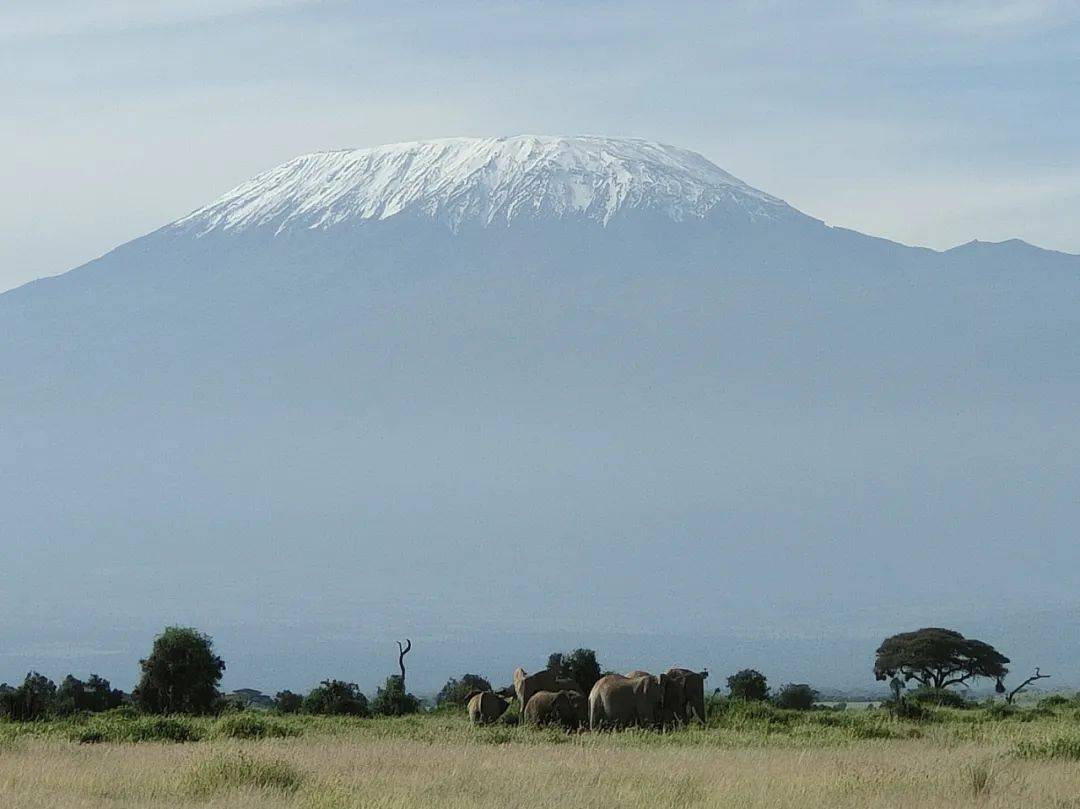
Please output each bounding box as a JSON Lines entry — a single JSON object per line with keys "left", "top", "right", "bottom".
{"left": 1, "top": 137, "right": 1078, "bottom": 691}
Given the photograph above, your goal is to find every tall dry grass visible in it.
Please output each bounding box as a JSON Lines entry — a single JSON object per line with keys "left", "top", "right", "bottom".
{"left": 2, "top": 723, "right": 1080, "bottom": 808}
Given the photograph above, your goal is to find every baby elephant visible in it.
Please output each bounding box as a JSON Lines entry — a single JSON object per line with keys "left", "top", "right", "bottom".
{"left": 524, "top": 690, "right": 584, "bottom": 730}
{"left": 467, "top": 690, "right": 511, "bottom": 725}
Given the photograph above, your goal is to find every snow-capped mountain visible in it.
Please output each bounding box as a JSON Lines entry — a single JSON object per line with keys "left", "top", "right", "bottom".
{"left": 173, "top": 136, "right": 794, "bottom": 235}
{"left": 2, "top": 136, "right": 1078, "bottom": 690}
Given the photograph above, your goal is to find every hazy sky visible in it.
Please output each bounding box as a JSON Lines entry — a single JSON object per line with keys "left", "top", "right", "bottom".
{"left": 2, "top": 0, "right": 1078, "bottom": 293}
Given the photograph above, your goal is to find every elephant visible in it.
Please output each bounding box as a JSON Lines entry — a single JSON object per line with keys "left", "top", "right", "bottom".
{"left": 564, "top": 689, "right": 589, "bottom": 729}
{"left": 513, "top": 668, "right": 585, "bottom": 716}
{"left": 663, "top": 668, "right": 708, "bottom": 725}
{"left": 467, "top": 690, "right": 511, "bottom": 725}
{"left": 588, "top": 673, "right": 666, "bottom": 730}
{"left": 523, "top": 690, "right": 580, "bottom": 728}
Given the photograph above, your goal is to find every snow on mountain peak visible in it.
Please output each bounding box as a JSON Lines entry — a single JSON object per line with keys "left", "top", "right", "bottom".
{"left": 173, "top": 136, "right": 793, "bottom": 235}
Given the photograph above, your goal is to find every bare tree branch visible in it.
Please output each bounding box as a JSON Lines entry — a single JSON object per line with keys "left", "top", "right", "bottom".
{"left": 396, "top": 639, "right": 412, "bottom": 685}
{"left": 1006, "top": 668, "right": 1050, "bottom": 705}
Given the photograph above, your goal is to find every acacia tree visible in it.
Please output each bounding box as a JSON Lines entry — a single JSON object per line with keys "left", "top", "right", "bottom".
{"left": 874, "top": 628, "right": 1009, "bottom": 690}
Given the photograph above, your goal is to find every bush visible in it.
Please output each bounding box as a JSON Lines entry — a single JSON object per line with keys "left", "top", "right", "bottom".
{"left": 134, "top": 627, "right": 225, "bottom": 715}
{"left": 275, "top": 690, "right": 303, "bottom": 713}
{"left": 909, "top": 687, "right": 971, "bottom": 708}
{"left": 983, "top": 701, "right": 1018, "bottom": 720}
{"left": 436, "top": 674, "right": 492, "bottom": 707}
{"left": 303, "top": 680, "right": 369, "bottom": 716}
{"left": 210, "top": 713, "right": 301, "bottom": 740}
{"left": 1037, "top": 694, "right": 1072, "bottom": 709}
{"left": 883, "top": 698, "right": 928, "bottom": 721}
{"left": 370, "top": 676, "right": 420, "bottom": 716}
{"left": 75, "top": 715, "right": 203, "bottom": 744}
{"left": 726, "top": 669, "right": 769, "bottom": 701}
{"left": 773, "top": 683, "right": 819, "bottom": 710}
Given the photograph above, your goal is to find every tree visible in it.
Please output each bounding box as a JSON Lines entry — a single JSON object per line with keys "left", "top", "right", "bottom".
{"left": 727, "top": 669, "right": 769, "bottom": 701}
{"left": 133, "top": 626, "right": 226, "bottom": 714}
{"left": 773, "top": 683, "right": 819, "bottom": 710}
{"left": 0, "top": 672, "right": 57, "bottom": 721}
{"left": 275, "top": 690, "right": 304, "bottom": 713}
{"left": 370, "top": 675, "right": 420, "bottom": 716}
{"left": 873, "top": 628, "right": 1009, "bottom": 690}
{"left": 436, "top": 674, "right": 492, "bottom": 706}
{"left": 303, "top": 680, "right": 369, "bottom": 716}
{"left": 54, "top": 674, "right": 123, "bottom": 715}
{"left": 546, "top": 648, "right": 603, "bottom": 694}
{"left": 85, "top": 674, "right": 124, "bottom": 712}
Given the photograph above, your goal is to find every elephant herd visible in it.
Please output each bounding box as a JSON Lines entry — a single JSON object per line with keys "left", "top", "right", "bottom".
{"left": 467, "top": 666, "right": 708, "bottom": 731}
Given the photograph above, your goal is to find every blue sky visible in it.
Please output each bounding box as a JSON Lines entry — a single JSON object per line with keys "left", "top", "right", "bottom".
{"left": 2, "top": 0, "right": 1078, "bottom": 292}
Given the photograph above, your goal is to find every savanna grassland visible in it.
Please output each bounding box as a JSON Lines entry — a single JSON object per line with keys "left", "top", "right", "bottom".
{"left": 3, "top": 701, "right": 1080, "bottom": 809}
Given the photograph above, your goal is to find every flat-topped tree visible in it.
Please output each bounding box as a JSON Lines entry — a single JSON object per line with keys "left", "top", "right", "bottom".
{"left": 874, "top": 628, "right": 1009, "bottom": 691}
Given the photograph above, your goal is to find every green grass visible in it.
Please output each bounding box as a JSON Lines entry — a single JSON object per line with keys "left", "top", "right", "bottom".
{"left": 0, "top": 699, "right": 1076, "bottom": 752}
{"left": 1015, "top": 735, "right": 1080, "bottom": 761}
{"left": 182, "top": 751, "right": 305, "bottom": 797}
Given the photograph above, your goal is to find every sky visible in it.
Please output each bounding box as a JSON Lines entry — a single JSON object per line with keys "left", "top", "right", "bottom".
{"left": 1, "top": 0, "right": 1078, "bottom": 293}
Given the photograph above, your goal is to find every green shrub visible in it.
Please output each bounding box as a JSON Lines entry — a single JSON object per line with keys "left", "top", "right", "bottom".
{"left": 303, "top": 680, "right": 369, "bottom": 716}
{"left": 74, "top": 715, "right": 204, "bottom": 743}
{"left": 370, "top": 676, "right": 420, "bottom": 716}
{"left": 983, "top": 702, "right": 1018, "bottom": 720}
{"left": 1037, "top": 694, "right": 1071, "bottom": 709}
{"left": 773, "top": 684, "right": 819, "bottom": 710}
{"left": 909, "top": 688, "right": 971, "bottom": 708}
{"left": 210, "top": 712, "right": 301, "bottom": 740}
{"left": 883, "top": 698, "right": 928, "bottom": 721}
{"left": 183, "top": 752, "right": 304, "bottom": 797}
{"left": 726, "top": 669, "right": 769, "bottom": 701}
{"left": 275, "top": 690, "right": 304, "bottom": 714}
{"left": 436, "top": 674, "right": 493, "bottom": 707}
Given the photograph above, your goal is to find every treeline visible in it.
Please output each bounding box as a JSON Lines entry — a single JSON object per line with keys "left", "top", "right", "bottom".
{"left": 1, "top": 624, "right": 1030, "bottom": 722}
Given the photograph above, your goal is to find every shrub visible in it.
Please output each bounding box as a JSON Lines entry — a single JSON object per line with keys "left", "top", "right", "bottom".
{"left": 275, "top": 690, "right": 303, "bottom": 713}
{"left": 211, "top": 713, "right": 301, "bottom": 740}
{"left": 1037, "top": 694, "right": 1071, "bottom": 709}
{"left": 883, "top": 698, "right": 927, "bottom": 721}
{"left": 184, "top": 752, "right": 304, "bottom": 797}
{"left": 983, "top": 702, "right": 1018, "bottom": 720}
{"left": 726, "top": 669, "right": 769, "bottom": 701}
{"left": 773, "top": 683, "right": 819, "bottom": 710}
{"left": 74, "top": 715, "right": 203, "bottom": 744}
{"left": 370, "top": 676, "right": 420, "bottom": 716}
{"left": 436, "top": 674, "right": 492, "bottom": 707}
{"left": 908, "top": 687, "right": 971, "bottom": 708}
{"left": 134, "top": 627, "right": 225, "bottom": 715}
{"left": 303, "top": 680, "right": 369, "bottom": 716}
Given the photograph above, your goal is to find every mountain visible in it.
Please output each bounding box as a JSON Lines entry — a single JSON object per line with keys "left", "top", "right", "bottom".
{"left": 2, "top": 136, "right": 1078, "bottom": 692}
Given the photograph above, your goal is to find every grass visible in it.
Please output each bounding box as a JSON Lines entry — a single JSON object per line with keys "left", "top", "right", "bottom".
{"left": 1, "top": 704, "right": 1078, "bottom": 807}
